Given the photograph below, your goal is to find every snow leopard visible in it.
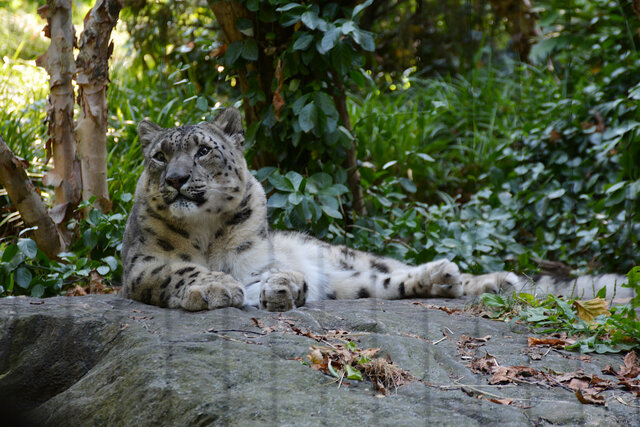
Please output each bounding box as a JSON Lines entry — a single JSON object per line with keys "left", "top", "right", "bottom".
{"left": 120, "top": 108, "right": 630, "bottom": 312}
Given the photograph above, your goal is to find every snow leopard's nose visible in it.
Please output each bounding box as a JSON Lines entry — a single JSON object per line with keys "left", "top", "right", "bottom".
{"left": 165, "top": 172, "right": 190, "bottom": 190}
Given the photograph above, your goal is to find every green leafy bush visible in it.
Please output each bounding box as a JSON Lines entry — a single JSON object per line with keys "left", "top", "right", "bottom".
{"left": 257, "top": 167, "right": 349, "bottom": 237}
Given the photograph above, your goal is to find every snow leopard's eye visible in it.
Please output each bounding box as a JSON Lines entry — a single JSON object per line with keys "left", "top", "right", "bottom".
{"left": 153, "top": 152, "right": 166, "bottom": 163}
{"left": 196, "top": 146, "right": 211, "bottom": 157}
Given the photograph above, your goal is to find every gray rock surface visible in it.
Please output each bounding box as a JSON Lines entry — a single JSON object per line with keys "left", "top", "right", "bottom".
{"left": 1, "top": 295, "right": 639, "bottom": 426}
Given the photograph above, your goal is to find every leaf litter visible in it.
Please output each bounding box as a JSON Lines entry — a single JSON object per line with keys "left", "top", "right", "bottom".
{"left": 243, "top": 315, "right": 418, "bottom": 395}
{"left": 306, "top": 342, "right": 416, "bottom": 395}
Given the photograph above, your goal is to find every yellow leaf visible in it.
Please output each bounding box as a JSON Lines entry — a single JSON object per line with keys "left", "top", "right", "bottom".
{"left": 308, "top": 348, "right": 324, "bottom": 365}
{"left": 573, "top": 298, "right": 610, "bottom": 324}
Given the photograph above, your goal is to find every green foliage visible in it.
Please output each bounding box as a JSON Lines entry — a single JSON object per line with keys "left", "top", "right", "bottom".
{"left": 0, "top": 194, "right": 129, "bottom": 297}
{"left": 479, "top": 267, "right": 640, "bottom": 354}
{"left": 361, "top": 0, "right": 510, "bottom": 76}
{"left": 122, "top": 0, "right": 219, "bottom": 81}
{"left": 257, "top": 167, "right": 349, "bottom": 236}
{"left": 0, "top": 8, "right": 47, "bottom": 60}
{"left": 216, "top": 0, "right": 374, "bottom": 176}
{"left": 347, "top": 48, "right": 640, "bottom": 273}
{"left": 0, "top": 2, "right": 638, "bottom": 298}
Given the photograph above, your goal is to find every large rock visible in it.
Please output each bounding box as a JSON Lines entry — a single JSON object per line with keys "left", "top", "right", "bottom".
{"left": 0, "top": 295, "right": 637, "bottom": 426}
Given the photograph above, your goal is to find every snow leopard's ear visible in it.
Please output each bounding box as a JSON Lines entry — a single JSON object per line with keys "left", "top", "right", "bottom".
{"left": 138, "top": 120, "right": 163, "bottom": 148}
{"left": 212, "top": 107, "right": 245, "bottom": 150}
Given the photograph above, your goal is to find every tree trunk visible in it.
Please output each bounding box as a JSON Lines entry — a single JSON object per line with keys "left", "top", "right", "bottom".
{"left": 332, "top": 87, "right": 367, "bottom": 217}
{"left": 0, "top": 135, "right": 64, "bottom": 258}
{"left": 489, "top": 0, "right": 540, "bottom": 61}
{"left": 75, "top": 0, "right": 123, "bottom": 214}
{"left": 36, "top": 0, "right": 82, "bottom": 242}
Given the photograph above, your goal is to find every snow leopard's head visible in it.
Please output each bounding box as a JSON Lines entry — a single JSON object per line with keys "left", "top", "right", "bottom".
{"left": 137, "top": 108, "right": 247, "bottom": 219}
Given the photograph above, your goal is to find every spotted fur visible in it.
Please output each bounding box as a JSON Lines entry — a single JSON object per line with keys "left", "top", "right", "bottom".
{"left": 121, "top": 108, "right": 630, "bottom": 312}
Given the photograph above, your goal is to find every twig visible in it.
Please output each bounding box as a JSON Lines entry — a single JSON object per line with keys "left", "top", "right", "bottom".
{"left": 208, "top": 328, "right": 266, "bottom": 335}
{"left": 613, "top": 395, "right": 640, "bottom": 408}
{"left": 433, "top": 336, "right": 448, "bottom": 345}
{"left": 337, "top": 372, "right": 345, "bottom": 389}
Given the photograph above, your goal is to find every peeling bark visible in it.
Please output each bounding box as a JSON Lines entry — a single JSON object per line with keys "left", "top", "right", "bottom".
{"left": 75, "top": 0, "right": 123, "bottom": 214}
{"left": 0, "top": 135, "right": 64, "bottom": 258}
{"left": 36, "top": 0, "right": 82, "bottom": 242}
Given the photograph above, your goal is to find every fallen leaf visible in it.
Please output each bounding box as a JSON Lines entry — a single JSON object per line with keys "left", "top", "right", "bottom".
{"left": 573, "top": 298, "right": 610, "bottom": 324}
{"left": 458, "top": 334, "right": 491, "bottom": 348}
{"left": 468, "top": 352, "right": 499, "bottom": 375}
{"left": 602, "top": 351, "right": 640, "bottom": 396}
{"left": 620, "top": 351, "right": 640, "bottom": 378}
{"left": 527, "top": 336, "right": 575, "bottom": 348}
{"left": 489, "top": 366, "right": 540, "bottom": 385}
{"left": 290, "top": 326, "right": 322, "bottom": 341}
{"left": 48, "top": 202, "right": 69, "bottom": 224}
{"left": 308, "top": 348, "right": 324, "bottom": 364}
{"left": 521, "top": 346, "right": 545, "bottom": 360}
{"left": 575, "top": 389, "right": 606, "bottom": 406}
{"left": 489, "top": 397, "right": 514, "bottom": 405}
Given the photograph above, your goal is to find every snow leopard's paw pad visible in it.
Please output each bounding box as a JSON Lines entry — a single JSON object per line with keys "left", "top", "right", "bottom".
{"left": 259, "top": 270, "right": 308, "bottom": 312}
{"left": 421, "top": 259, "right": 463, "bottom": 298}
{"left": 181, "top": 274, "right": 245, "bottom": 311}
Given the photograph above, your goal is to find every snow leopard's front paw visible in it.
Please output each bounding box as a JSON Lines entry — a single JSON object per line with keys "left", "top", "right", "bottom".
{"left": 421, "top": 259, "right": 463, "bottom": 298}
{"left": 259, "top": 270, "right": 307, "bottom": 312}
{"left": 181, "top": 273, "right": 245, "bottom": 311}
{"left": 460, "top": 272, "right": 519, "bottom": 295}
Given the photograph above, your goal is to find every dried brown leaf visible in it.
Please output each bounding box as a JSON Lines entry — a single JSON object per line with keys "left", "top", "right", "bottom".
{"left": 308, "top": 348, "right": 324, "bottom": 365}
{"left": 489, "top": 365, "right": 540, "bottom": 385}
{"left": 290, "top": 326, "right": 322, "bottom": 341}
{"left": 527, "top": 336, "right": 575, "bottom": 348}
{"left": 575, "top": 389, "right": 606, "bottom": 406}
{"left": 621, "top": 351, "right": 640, "bottom": 378}
{"left": 458, "top": 334, "right": 491, "bottom": 348}
{"left": 468, "top": 352, "right": 499, "bottom": 375}
{"left": 521, "top": 346, "right": 546, "bottom": 360}
{"left": 251, "top": 317, "right": 265, "bottom": 329}
{"left": 66, "top": 284, "right": 87, "bottom": 296}
{"left": 489, "top": 397, "right": 514, "bottom": 406}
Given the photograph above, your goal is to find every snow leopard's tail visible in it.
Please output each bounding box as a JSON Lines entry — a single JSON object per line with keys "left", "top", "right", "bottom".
{"left": 462, "top": 272, "right": 632, "bottom": 300}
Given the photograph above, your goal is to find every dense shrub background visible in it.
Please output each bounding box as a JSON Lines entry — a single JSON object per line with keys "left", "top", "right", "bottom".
{"left": 0, "top": 0, "right": 638, "bottom": 297}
